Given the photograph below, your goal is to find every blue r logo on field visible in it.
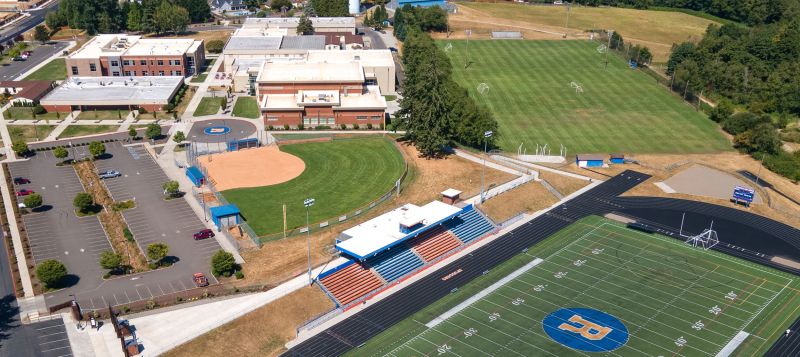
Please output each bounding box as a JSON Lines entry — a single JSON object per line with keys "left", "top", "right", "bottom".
{"left": 542, "top": 307, "right": 629, "bottom": 352}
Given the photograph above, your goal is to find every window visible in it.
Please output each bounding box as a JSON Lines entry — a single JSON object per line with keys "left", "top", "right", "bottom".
{"left": 328, "top": 118, "right": 335, "bottom": 124}
{"left": 310, "top": 118, "right": 318, "bottom": 125}
{"left": 71, "top": 66, "right": 79, "bottom": 75}
{"left": 174, "top": 60, "right": 181, "bottom": 66}
{"left": 132, "top": 71, "right": 137, "bottom": 76}
{"left": 167, "top": 60, "right": 172, "bottom": 66}
{"left": 110, "top": 60, "right": 119, "bottom": 67}
{"left": 371, "top": 115, "right": 382, "bottom": 121}
{"left": 158, "top": 71, "right": 165, "bottom": 76}
{"left": 140, "top": 60, "right": 147, "bottom": 65}
{"left": 267, "top": 116, "right": 279, "bottom": 121}
{"left": 123, "top": 60, "right": 131, "bottom": 66}
{"left": 124, "top": 71, "right": 131, "bottom": 76}
{"left": 186, "top": 57, "right": 194, "bottom": 65}
{"left": 150, "top": 60, "right": 154, "bottom": 65}
{"left": 170, "top": 70, "right": 175, "bottom": 76}
{"left": 89, "top": 63, "right": 97, "bottom": 71}
{"left": 175, "top": 70, "right": 182, "bottom": 76}
{"left": 142, "top": 71, "right": 149, "bottom": 76}
{"left": 112, "top": 71, "right": 120, "bottom": 76}
{"left": 356, "top": 116, "right": 367, "bottom": 120}
{"left": 157, "top": 60, "right": 164, "bottom": 66}
{"left": 303, "top": 117, "right": 310, "bottom": 125}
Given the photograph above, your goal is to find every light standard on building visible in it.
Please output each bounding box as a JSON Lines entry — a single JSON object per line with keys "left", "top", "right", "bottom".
{"left": 481, "top": 130, "right": 492, "bottom": 203}
{"left": 304, "top": 197, "right": 315, "bottom": 285}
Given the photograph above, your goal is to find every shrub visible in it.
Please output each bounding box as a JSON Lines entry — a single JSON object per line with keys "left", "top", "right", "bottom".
{"left": 123, "top": 227, "right": 134, "bottom": 242}
{"left": 23, "top": 194, "right": 43, "bottom": 210}
{"left": 138, "top": 107, "right": 148, "bottom": 114}
{"left": 315, "top": 125, "right": 330, "bottom": 130}
{"left": 340, "top": 123, "right": 347, "bottom": 130}
{"left": 99, "top": 251, "right": 123, "bottom": 271}
{"left": 73, "top": 193, "right": 94, "bottom": 213}
{"left": 88, "top": 141, "right": 105, "bottom": 158}
{"left": 145, "top": 123, "right": 161, "bottom": 139}
{"left": 298, "top": 123, "right": 305, "bottom": 130}
{"left": 206, "top": 40, "right": 224, "bottom": 54}
{"left": 11, "top": 141, "right": 28, "bottom": 156}
{"left": 146, "top": 243, "right": 169, "bottom": 265}
{"left": 367, "top": 123, "right": 373, "bottom": 130}
{"left": 352, "top": 123, "right": 359, "bottom": 130}
{"left": 162, "top": 180, "right": 180, "bottom": 197}
{"left": 283, "top": 124, "right": 290, "bottom": 130}
{"left": 211, "top": 250, "right": 236, "bottom": 277}
{"left": 36, "top": 259, "right": 67, "bottom": 288}
{"left": 53, "top": 147, "right": 68, "bottom": 160}
{"left": 267, "top": 125, "right": 274, "bottom": 131}
{"left": 235, "top": 270, "right": 244, "bottom": 279}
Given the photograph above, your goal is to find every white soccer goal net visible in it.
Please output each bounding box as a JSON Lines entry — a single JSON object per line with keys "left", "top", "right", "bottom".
{"left": 478, "top": 82, "right": 490, "bottom": 95}
{"left": 569, "top": 81, "right": 583, "bottom": 94}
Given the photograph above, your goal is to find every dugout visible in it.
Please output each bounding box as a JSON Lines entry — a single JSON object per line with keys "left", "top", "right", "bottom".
{"left": 610, "top": 154, "right": 625, "bottom": 164}
{"left": 228, "top": 137, "right": 259, "bottom": 151}
{"left": 210, "top": 204, "right": 240, "bottom": 230}
{"left": 576, "top": 154, "right": 605, "bottom": 168}
{"left": 186, "top": 166, "right": 205, "bottom": 187}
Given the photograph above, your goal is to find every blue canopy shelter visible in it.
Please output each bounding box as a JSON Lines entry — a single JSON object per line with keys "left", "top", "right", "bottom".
{"left": 210, "top": 204, "right": 240, "bottom": 230}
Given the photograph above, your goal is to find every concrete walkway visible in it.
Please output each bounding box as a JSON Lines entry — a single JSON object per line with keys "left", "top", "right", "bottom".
{"left": 117, "top": 110, "right": 139, "bottom": 132}
{"left": 0, "top": 103, "right": 16, "bottom": 160}
{"left": 0, "top": 153, "right": 33, "bottom": 297}
{"left": 182, "top": 58, "right": 225, "bottom": 119}
{"left": 42, "top": 111, "right": 79, "bottom": 141}
{"left": 454, "top": 148, "right": 526, "bottom": 176}
{"left": 492, "top": 155, "right": 594, "bottom": 181}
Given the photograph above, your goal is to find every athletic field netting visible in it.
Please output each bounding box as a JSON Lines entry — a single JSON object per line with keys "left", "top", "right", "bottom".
{"left": 355, "top": 217, "right": 800, "bottom": 357}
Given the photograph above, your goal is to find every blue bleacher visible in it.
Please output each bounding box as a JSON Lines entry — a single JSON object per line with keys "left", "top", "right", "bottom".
{"left": 449, "top": 210, "right": 495, "bottom": 243}
{"left": 368, "top": 248, "right": 424, "bottom": 282}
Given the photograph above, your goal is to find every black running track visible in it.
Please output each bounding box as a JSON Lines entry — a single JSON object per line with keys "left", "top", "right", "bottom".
{"left": 284, "top": 170, "right": 800, "bottom": 356}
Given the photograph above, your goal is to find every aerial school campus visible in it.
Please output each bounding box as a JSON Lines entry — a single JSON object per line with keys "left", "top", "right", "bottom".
{"left": 0, "top": 0, "right": 799, "bottom": 356}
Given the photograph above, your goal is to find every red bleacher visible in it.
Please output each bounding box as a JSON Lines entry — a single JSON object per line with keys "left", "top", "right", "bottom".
{"left": 408, "top": 228, "right": 462, "bottom": 262}
{"left": 320, "top": 263, "right": 384, "bottom": 305}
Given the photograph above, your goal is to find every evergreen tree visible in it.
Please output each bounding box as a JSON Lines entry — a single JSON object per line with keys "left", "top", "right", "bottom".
{"left": 297, "top": 14, "right": 315, "bottom": 35}
{"left": 127, "top": 1, "right": 142, "bottom": 32}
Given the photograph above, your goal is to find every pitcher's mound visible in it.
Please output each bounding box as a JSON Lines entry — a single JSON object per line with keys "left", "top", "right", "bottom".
{"left": 198, "top": 146, "right": 305, "bottom": 191}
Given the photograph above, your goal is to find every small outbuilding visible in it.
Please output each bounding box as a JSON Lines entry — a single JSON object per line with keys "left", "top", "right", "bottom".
{"left": 210, "top": 204, "right": 241, "bottom": 230}
{"left": 441, "top": 188, "right": 462, "bottom": 205}
{"left": 186, "top": 166, "right": 205, "bottom": 187}
{"left": 576, "top": 154, "right": 605, "bottom": 168}
{"left": 609, "top": 154, "right": 625, "bottom": 164}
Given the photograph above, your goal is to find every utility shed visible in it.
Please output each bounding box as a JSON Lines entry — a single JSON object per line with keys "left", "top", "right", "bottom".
{"left": 210, "top": 204, "right": 240, "bottom": 230}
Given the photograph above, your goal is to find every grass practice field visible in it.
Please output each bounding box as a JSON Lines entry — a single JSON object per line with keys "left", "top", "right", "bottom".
{"left": 352, "top": 217, "right": 800, "bottom": 357}
{"left": 223, "top": 136, "right": 405, "bottom": 237}
{"left": 443, "top": 40, "right": 730, "bottom": 154}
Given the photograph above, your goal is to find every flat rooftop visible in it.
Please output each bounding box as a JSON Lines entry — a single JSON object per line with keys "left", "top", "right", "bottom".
{"left": 243, "top": 17, "right": 355, "bottom": 29}
{"left": 306, "top": 49, "right": 394, "bottom": 67}
{"left": 257, "top": 61, "right": 364, "bottom": 83}
{"left": 279, "top": 35, "right": 326, "bottom": 50}
{"left": 69, "top": 34, "right": 200, "bottom": 59}
{"left": 336, "top": 201, "right": 462, "bottom": 259}
{"left": 41, "top": 76, "right": 183, "bottom": 105}
{"left": 225, "top": 36, "right": 282, "bottom": 51}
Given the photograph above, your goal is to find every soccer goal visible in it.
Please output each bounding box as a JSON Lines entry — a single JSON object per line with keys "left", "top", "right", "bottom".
{"left": 569, "top": 81, "right": 583, "bottom": 94}
{"left": 477, "top": 82, "right": 490, "bottom": 95}
{"left": 683, "top": 219, "right": 720, "bottom": 250}
{"left": 597, "top": 44, "right": 608, "bottom": 53}
{"left": 444, "top": 43, "right": 453, "bottom": 52}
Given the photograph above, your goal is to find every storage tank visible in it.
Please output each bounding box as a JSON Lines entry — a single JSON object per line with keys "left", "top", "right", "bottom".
{"left": 349, "top": 0, "right": 360, "bottom": 14}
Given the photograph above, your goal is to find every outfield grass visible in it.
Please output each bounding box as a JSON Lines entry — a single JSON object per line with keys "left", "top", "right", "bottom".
{"left": 351, "top": 216, "right": 800, "bottom": 357}
{"left": 444, "top": 40, "right": 730, "bottom": 154}
{"left": 194, "top": 97, "right": 223, "bottom": 117}
{"left": 23, "top": 58, "right": 67, "bottom": 81}
{"left": 57, "top": 125, "right": 120, "bottom": 139}
{"left": 232, "top": 96, "right": 259, "bottom": 119}
{"left": 222, "top": 136, "right": 405, "bottom": 236}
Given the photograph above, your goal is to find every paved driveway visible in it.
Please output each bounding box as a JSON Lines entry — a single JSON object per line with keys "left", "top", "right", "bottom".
{"left": 0, "top": 42, "right": 70, "bottom": 81}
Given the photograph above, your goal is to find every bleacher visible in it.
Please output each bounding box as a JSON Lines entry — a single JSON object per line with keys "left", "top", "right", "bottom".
{"left": 368, "top": 248, "right": 424, "bottom": 282}
{"left": 317, "top": 203, "right": 497, "bottom": 307}
{"left": 449, "top": 209, "right": 495, "bottom": 243}
{"left": 319, "top": 262, "right": 384, "bottom": 305}
{"left": 407, "top": 227, "right": 462, "bottom": 262}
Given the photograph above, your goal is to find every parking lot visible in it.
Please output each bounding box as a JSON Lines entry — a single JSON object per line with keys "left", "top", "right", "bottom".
{"left": 2, "top": 316, "right": 75, "bottom": 357}
{"left": 9, "top": 141, "right": 221, "bottom": 311}
{"left": 8, "top": 151, "right": 112, "bottom": 299}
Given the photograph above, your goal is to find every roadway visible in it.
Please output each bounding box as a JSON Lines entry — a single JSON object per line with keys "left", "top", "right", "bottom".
{"left": 0, "top": 1, "right": 59, "bottom": 45}
{"left": 361, "top": 27, "right": 404, "bottom": 88}
{"left": 0, "top": 41, "right": 69, "bottom": 81}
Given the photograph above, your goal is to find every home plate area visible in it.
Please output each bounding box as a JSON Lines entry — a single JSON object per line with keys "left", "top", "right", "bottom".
{"left": 384, "top": 221, "right": 792, "bottom": 356}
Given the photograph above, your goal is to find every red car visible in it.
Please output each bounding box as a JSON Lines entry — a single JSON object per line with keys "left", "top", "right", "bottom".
{"left": 193, "top": 273, "right": 209, "bottom": 287}
{"left": 16, "top": 189, "right": 34, "bottom": 196}
{"left": 193, "top": 229, "right": 215, "bottom": 240}
{"left": 13, "top": 177, "right": 30, "bottom": 185}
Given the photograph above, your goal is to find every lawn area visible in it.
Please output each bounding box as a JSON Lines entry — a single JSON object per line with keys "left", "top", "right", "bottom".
{"left": 455, "top": 3, "right": 718, "bottom": 62}
{"left": 444, "top": 40, "right": 730, "bottom": 154}
{"left": 190, "top": 73, "right": 208, "bottom": 83}
{"left": 57, "top": 125, "right": 120, "bottom": 139}
{"left": 232, "top": 96, "right": 259, "bottom": 119}
{"left": 23, "top": 58, "right": 67, "bottom": 81}
{"left": 8, "top": 125, "right": 55, "bottom": 142}
{"left": 351, "top": 216, "right": 800, "bottom": 357}
{"left": 76, "top": 109, "right": 130, "bottom": 120}
{"left": 3, "top": 107, "right": 63, "bottom": 121}
{"left": 222, "top": 136, "right": 405, "bottom": 236}
{"left": 193, "top": 97, "right": 224, "bottom": 117}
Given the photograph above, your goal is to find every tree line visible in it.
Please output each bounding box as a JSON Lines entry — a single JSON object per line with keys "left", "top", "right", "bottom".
{"left": 393, "top": 4, "right": 448, "bottom": 41}
{"left": 309, "top": 0, "right": 349, "bottom": 17}
{"left": 46, "top": 0, "right": 210, "bottom": 35}
{"left": 397, "top": 30, "right": 498, "bottom": 157}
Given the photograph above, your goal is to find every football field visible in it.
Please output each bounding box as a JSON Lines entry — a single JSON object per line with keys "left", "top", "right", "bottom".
{"left": 443, "top": 40, "right": 731, "bottom": 154}
{"left": 353, "top": 217, "right": 800, "bottom": 356}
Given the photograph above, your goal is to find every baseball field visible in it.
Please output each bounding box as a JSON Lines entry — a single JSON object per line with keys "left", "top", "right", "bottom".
{"left": 442, "top": 40, "right": 730, "bottom": 154}
{"left": 222, "top": 136, "right": 405, "bottom": 237}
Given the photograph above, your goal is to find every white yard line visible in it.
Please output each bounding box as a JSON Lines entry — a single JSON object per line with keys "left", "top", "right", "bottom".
{"left": 425, "top": 258, "right": 543, "bottom": 328}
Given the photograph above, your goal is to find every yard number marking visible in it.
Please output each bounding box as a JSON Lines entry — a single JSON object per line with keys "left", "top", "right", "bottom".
{"left": 463, "top": 328, "right": 478, "bottom": 339}
{"left": 437, "top": 344, "right": 452, "bottom": 355}
{"left": 591, "top": 248, "right": 604, "bottom": 255}
{"left": 511, "top": 297, "right": 525, "bottom": 306}
{"left": 488, "top": 312, "right": 500, "bottom": 322}
{"left": 533, "top": 284, "right": 546, "bottom": 292}
{"left": 675, "top": 336, "right": 687, "bottom": 347}
{"left": 691, "top": 320, "right": 705, "bottom": 331}
{"left": 554, "top": 271, "right": 568, "bottom": 279}
{"left": 573, "top": 259, "right": 587, "bottom": 267}
{"left": 725, "top": 291, "right": 738, "bottom": 301}
{"left": 709, "top": 305, "right": 721, "bottom": 316}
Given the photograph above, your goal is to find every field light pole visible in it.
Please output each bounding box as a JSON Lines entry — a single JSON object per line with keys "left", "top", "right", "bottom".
{"left": 605, "top": 30, "right": 614, "bottom": 69}
{"left": 304, "top": 198, "right": 315, "bottom": 285}
{"left": 464, "top": 29, "right": 472, "bottom": 69}
{"left": 481, "top": 131, "right": 492, "bottom": 203}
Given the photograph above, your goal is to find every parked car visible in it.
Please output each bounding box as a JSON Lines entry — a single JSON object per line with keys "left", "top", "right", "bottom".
{"left": 98, "top": 170, "right": 121, "bottom": 179}
{"left": 22, "top": 51, "right": 31, "bottom": 56}
{"left": 16, "top": 189, "right": 34, "bottom": 196}
{"left": 12, "top": 57, "right": 25, "bottom": 61}
{"left": 388, "top": 47, "right": 398, "bottom": 53}
{"left": 193, "top": 273, "right": 209, "bottom": 287}
{"left": 13, "top": 177, "right": 30, "bottom": 185}
{"left": 193, "top": 229, "right": 215, "bottom": 240}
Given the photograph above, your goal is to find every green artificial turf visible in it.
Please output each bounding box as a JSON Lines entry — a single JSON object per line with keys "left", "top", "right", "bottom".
{"left": 443, "top": 40, "right": 730, "bottom": 154}
{"left": 222, "top": 136, "right": 405, "bottom": 236}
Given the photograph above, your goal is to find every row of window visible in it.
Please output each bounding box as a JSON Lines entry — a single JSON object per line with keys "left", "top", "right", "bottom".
{"left": 269, "top": 116, "right": 383, "bottom": 123}
{"left": 70, "top": 66, "right": 181, "bottom": 76}
{"left": 110, "top": 59, "right": 182, "bottom": 67}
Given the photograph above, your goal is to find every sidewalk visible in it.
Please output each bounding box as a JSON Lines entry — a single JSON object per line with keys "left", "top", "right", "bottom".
{"left": 117, "top": 111, "right": 139, "bottom": 132}
{"left": 0, "top": 103, "right": 16, "bottom": 160}
{"left": 0, "top": 151, "right": 33, "bottom": 297}
{"left": 42, "top": 111, "right": 78, "bottom": 141}
{"left": 454, "top": 148, "right": 526, "bottom": 176}
{"left": 182, "top": 58, "right": 225, "bottom": 119}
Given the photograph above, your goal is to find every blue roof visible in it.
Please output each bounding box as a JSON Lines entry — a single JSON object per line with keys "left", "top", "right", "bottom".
{"left": 186, "top": 166, "right": 203, "bottom": 178}
{"left": 210, "top": 204, "right": 240, "bottom": 218}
